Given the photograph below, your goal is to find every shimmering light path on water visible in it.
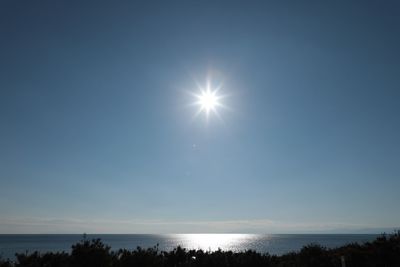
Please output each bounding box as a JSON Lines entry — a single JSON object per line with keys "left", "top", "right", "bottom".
{"left": 0, "top": 234, "right": 378, "bottom": 260}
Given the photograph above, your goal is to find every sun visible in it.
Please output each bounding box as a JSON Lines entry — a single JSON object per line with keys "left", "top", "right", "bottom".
{"left": 191, "top": 80, "right": 226, "bottom": 120}
{"left": 198, "top": 88, "right": 219, "bottom": 113}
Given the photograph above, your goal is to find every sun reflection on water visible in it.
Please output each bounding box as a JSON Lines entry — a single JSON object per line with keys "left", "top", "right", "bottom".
{"left": 175, "top": 234, "right": 255, "bottom": 252}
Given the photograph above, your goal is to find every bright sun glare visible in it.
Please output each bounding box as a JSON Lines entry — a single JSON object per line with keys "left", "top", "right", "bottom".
{"left": 198, "top": 89, "right": 219, "bottom": 113}
{"left": 191, "top": 79, "right": 226, "bottom": 121}
{"left": 182, "top": 234, "right": 249, "bottom": 251}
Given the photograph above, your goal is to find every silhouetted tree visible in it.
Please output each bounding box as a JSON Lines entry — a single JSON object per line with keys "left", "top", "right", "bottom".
{"left": 70, "top": 238, "right": 112, "bottom": 267}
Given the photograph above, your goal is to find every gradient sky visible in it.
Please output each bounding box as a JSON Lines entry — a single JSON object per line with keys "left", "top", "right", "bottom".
{"left": 1, "top": 1, "right": 399, "bottom": 234}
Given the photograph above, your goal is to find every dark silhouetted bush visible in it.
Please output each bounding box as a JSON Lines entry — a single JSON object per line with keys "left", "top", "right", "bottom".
{"left": 6, "top": 231, "right": 400, "bottom": 267}
{"left": 70, "top": 238, "right": 113, "bottom": 267}
{"left": 0, "top": 258, "right": 12, "bottom": 267}
{"left": 298, "top": 243, "right": 333, "bottom": 267}
{"left": 115, "top": 246, "right": 162, "bottom": 267}
{"left": 15, "top": 251, "right": 70, "bottom": 267}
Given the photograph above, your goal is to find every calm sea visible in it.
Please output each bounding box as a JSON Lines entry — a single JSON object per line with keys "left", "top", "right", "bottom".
{"left": 0, "top": 234, "right": 377, "bottom": 260}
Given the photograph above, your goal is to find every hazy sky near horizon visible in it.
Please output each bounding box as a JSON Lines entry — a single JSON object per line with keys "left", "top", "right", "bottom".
{"left": 1, "top": 1, "right": 399, "bottom": 234}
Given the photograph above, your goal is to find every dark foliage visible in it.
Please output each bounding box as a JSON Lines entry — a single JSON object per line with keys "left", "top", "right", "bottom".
{"left": 15, "top": 252, "right": 70, "bottom": 267}
{"left": 8, "top": 231, "right": 400, "bottom": 267}
{"left": 0, "top": 258, "right": 12, "bottom": 267}
{"left": 70, "top": 238, "right": 112, "bottom": 267}
{"left": 331, "top": 231, "right": 400, "bottom": 267}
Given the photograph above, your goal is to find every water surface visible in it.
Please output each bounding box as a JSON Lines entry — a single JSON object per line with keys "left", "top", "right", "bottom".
{"left": 0, "top": 234, "right": 378, "bottom": 260}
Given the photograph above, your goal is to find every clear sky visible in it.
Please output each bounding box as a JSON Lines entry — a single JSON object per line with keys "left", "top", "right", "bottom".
{"left": 0, "top": 1, "right": 399, "bottom": 234}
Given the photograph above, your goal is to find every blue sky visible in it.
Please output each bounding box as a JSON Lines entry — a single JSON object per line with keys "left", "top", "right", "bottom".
{"left": 0, "top": 1, "right": 399, "bottom": 234}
